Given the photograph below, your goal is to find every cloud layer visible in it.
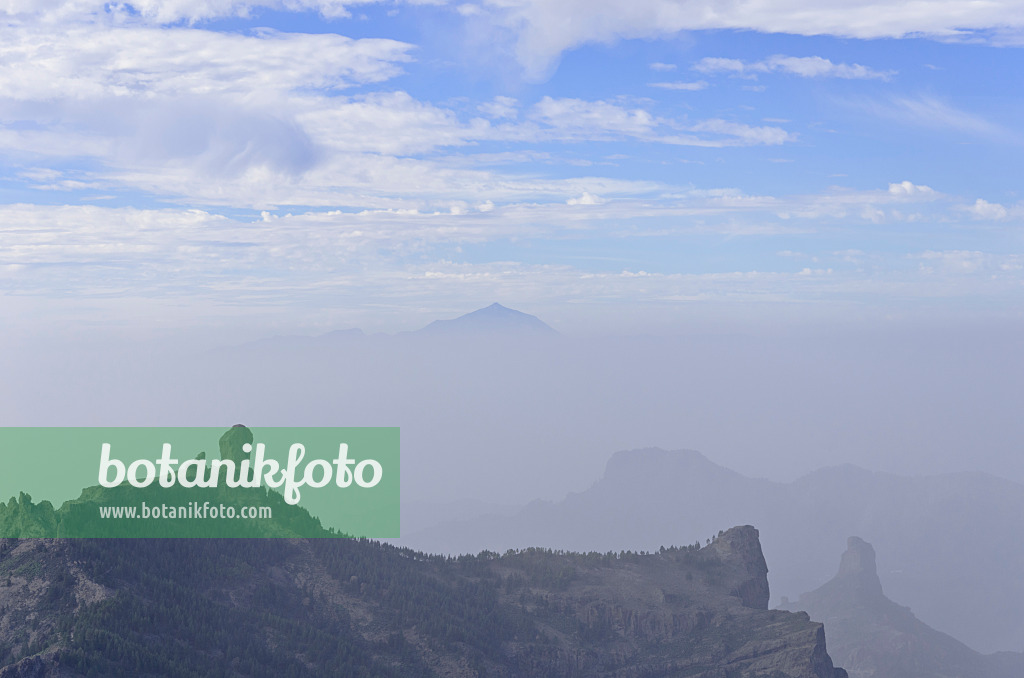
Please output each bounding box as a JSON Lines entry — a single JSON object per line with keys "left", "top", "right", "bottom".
{"left": 469, "top": 0, "right": 1024, "bottom": 79}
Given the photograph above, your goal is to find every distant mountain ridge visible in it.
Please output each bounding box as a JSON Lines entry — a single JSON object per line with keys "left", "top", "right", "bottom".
{"left": 400, "top": 448, "right": 1024, "bottom": 655}
{"left": 780, "top": 537, "right": 1024, "bottom": 678}
{"left": 218, "top": 303, "right": 555, "bottom": 353}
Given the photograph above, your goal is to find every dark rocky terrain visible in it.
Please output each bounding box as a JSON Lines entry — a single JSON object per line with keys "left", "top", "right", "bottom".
{"left": 0, "top": 526, "right": 846, "bottom": 677}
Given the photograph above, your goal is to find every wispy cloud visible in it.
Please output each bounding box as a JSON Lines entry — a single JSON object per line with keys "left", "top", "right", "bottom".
{"left": 913, "top": 249, "right": 1024, "bottom": 275}
{"left": 687, "top": 119, "right": 794, "bottom": 146}
{"left": 526, "top": 97, "right": 795, "bottom": 147}
{"left": 648, "top": 80, "right": 708, "bottom": 91}
{"left": 694, "top": 55, "right": 894, "bottom": 80}
{"left": 464, "top": 0, "right": 1015, "bottom": 80}
{"left": 858, "top": 94, "right": 1019, "bottom": 141}
{"left": 477, "top": 95, "right": 519, "bottom": 119}
{"left": 529, "top": 96, "right": 657, "bottom": 136}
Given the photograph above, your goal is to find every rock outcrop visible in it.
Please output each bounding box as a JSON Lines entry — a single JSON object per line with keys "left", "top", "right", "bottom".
{"left": 780, "top": 536, "right": 1024, "bottom": 678}
{"left": 705, "top": 524, "right": 771, "bottom": 609}
{"left": 217, "top": 424, "right": 254, "bottom": 466}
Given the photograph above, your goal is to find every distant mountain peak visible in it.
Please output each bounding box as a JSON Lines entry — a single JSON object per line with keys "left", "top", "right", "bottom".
{"left": 602, "top": 447, "right": 746, "bottom": 488}
{"left": 837, "top": 536, "right": 879, "bottom": 584}
{"left": 817, "top": 536, "right": 885, "bottom": 600}
{"left": 417, "top": 303, "right": 556, "bottom": 336}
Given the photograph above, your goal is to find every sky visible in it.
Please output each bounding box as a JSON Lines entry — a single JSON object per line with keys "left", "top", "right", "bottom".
{"left": 2, "top": 0, "right": 1024, "bottom": 340}
{"left": 3, "top": 1, "right": 1024, "bottom": 503}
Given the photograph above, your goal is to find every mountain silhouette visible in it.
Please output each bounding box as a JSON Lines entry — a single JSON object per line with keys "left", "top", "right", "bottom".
{"left": 217, "top": 303, "right": 554, "bottom": 355}
{"left": 779, "top": 537, "right": 1024, "bottom": 678}
{"left": 415, "top": 303, "right": 556, "bottom": 337}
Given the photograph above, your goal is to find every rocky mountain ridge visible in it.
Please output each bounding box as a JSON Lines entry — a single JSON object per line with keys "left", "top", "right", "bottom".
{"left": 0, "top": 526, "right": 846, "bottom": 677}
{"left": 401, "top": 448, "right": 1024, "bottom": 654}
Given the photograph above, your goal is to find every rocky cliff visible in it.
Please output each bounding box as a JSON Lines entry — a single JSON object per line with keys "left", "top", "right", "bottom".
{"left": 0, "top": 526, "right": 846, "bottom": 677}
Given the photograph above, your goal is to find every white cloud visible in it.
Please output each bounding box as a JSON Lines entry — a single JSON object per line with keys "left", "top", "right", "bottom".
{"left": 648, "top": 80, "right": 708, "bottom": 90}
{"left": 649, "top": 62, "right": 676, "bottom": 71}
{"left": 694, "top": 57, "right": 745, "bottom": 74}
{"left": 101, "top": 150, "right": 665, "bottom": 210}
{"left": 477, "top": 95, "right": 519, "bottom": 119}
{"left": 888, "top": 181, "right": 935, "bottom": 196}
{"left": 299, "top": 91, "right": 489, "bottom": 155}
{"left": 567, "top": 192, "right": 603, "bottom": 205}
{"left": 967, "top": 198, "right": 1009, "bottom": 220}
{"left": 687, "top": 119, "right": 794, "bottom": 146}
{"left": 7, "top": 184, "right": 933, "bottom": 278}
{"left": 0, "top": 23, "right": 422, "bottom": 179}
{"left": 0, "top": 25, "right": 412, "bottom": 101}
{"left": 772, "top": 55, "right": 892, "bottom": 79}
{"left": 0, "top": 75, "right": 795, "bottom": 205}
{"left": 762, "top": 181, "right": 950, "bottom": 222}
{"left": 530, "top": 96, "right": 657, "bottom": 135}
{"left": 0, "top": 23, "right": 519, "bottom": 200}
{"left": 694, "top": 55, "right": 893, "bottom": 80}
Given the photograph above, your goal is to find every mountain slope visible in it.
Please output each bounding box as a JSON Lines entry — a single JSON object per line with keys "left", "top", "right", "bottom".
{"left": 0, "top": 527, "right": 846, "bottom": 677}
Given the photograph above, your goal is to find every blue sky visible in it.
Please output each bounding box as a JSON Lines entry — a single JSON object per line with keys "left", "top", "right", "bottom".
{"left": 2, "top": 0, "right": 1024, "bottom": 337}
